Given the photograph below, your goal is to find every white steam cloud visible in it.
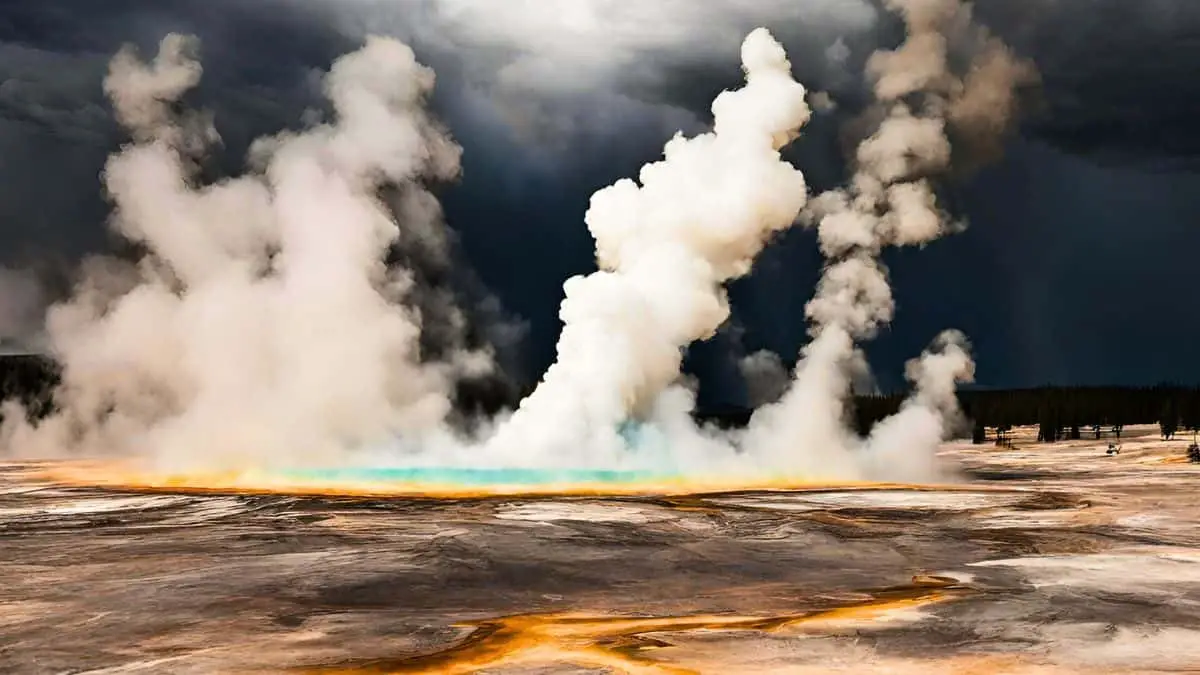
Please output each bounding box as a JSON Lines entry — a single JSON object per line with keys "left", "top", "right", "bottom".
{"left": 3, "top": 34, "right": 490, "bottom": 466}
{"left": 2, "top": 2, "right": 1034, "bottom": 485}
{"left": 738, "top": 0, "right": 1031, "bottom": 481}
{"left": 739, "top": 350, "right": 789, "bottom": 408}
{"left": 480, "top": 28, "right": 811, "bottom": 468}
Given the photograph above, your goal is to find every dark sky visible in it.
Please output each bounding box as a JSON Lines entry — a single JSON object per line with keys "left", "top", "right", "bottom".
{"left": 0, "top": 0, "right": 1198, "bottom": 403}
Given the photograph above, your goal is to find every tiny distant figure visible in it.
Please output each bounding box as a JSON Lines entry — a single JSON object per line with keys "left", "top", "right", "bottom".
{"left": 1188, "top": 443, "right": 1200, "bottom": 464}
{"left": 1106, "top": 443, "right": 1120, "bottom": 456}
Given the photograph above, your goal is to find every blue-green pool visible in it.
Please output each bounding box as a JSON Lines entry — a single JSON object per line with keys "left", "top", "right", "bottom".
{"left": 278, "top": 466, "right": 675, "bottom": 487}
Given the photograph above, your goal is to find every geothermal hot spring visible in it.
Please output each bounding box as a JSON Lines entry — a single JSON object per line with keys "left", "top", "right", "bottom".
{"left": 9, "top": 13, "right": 1019, "bottom": 497}
{"left": 7, "top": 14, "right": 1200, "bottom": 675}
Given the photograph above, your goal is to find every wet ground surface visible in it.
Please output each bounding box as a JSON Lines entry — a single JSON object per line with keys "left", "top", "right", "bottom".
{"left": 2, "top": 426, "right": 1200, "bottom": 673}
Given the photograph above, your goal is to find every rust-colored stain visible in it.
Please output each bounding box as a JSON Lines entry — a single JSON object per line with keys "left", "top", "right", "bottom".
{"left": 300, "top": 576, "right": 970, "bottom": 675}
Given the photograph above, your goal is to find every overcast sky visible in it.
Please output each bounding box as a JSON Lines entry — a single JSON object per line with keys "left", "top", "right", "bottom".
{"left": 1, "top": 0, "right": 1198, "bottom": 404}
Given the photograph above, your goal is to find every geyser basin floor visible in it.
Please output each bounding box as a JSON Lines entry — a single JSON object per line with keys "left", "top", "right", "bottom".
{"left": 5, "top": 425, "right": 1200, "bottom": 673}
{"left": 304, "top": 576, "right": 969, "bottom": 675}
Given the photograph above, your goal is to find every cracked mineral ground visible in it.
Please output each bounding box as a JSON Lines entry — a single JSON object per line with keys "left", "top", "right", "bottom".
{"left": 3, "top": 425, "right": 1200, "bottom": 674}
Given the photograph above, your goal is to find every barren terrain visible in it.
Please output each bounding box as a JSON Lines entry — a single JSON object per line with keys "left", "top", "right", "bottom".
{"left": 2, "top": 425, "right": 1199, "bottom": 673}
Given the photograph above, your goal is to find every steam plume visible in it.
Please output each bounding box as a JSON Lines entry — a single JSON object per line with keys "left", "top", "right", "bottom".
{"left": 0, "top": 267, "right": 49, "bottom": 352}
{"left": 480, "top": 28, "right": 812, "bottom": 468}
{"left": 740, "top": 0, "right": 1034, "bottom": 481}
{"left": 3, "top": 6, "right": 1032, "bottom": 486}
{"left": 3, "top": 34, "right": 488, "bottom": 467}
{"left": 739, "top": 350, "right": 789, "bottom": 408}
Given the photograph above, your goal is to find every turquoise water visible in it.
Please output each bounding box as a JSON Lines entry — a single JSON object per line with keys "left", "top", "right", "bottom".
{"left": 278, "top": 466, "right": 674, "bottom": 487}
{"left": 272, "top": 422, "right": 686, "bottom": 488}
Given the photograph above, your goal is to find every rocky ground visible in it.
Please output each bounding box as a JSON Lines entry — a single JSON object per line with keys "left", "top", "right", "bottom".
{"left": 2, "top": 425, "right": 1199, "bottom": 673}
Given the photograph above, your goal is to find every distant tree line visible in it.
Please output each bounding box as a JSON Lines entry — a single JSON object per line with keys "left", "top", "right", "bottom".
{"left": 0, "top": 354, "right": 1197, "bottom": 445}
{"left": 704, "top": 386, "right": 1200, "bottom": 445}
{"left": 851, "top": 386, "right": 1200, "bottom": 444}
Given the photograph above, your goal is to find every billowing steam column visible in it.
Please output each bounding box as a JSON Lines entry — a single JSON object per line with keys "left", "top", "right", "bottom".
{"left": 3, "top": 12, "right": 1034, "bottom": 492}
{"left": 3, "top": 35, "right": 482, "bottom": 468}
{"left": 743, "top": 0, "right": 1032, "bottom": 483}
{"left": 483, "top": 29, "right": 812, "bottom": 468}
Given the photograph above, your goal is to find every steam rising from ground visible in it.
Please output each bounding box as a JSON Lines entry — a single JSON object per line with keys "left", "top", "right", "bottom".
{"left": 737, "top": 0, "right": 1031, "bottom": 481}
{"left": 2, "top": 3, "right": 1034, "bottom": 485}
{"left": 0, "top": 267, "right": 49, "bottom": 352}
{"left": 3, "top": 34, "right": 491, "bottom": 467}
{"left": 481, "top": 28, "right": 811, "bottom": 468}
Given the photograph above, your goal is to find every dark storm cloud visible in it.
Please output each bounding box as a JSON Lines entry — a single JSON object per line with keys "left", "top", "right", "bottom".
{"left": 0, "top": 0, "right": 1198, "bottom": 394}
{"left": 523, "top": 0, "right": 1200, "bottom": 175}
{"left": 973, "top": 0, "right": 1200, "bottom": 170}
{"left": 571, "top": 0, "right": 1200, "bottom": 176}
{"left": 0, "top": 0, "right": 350, "bottom": 259}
